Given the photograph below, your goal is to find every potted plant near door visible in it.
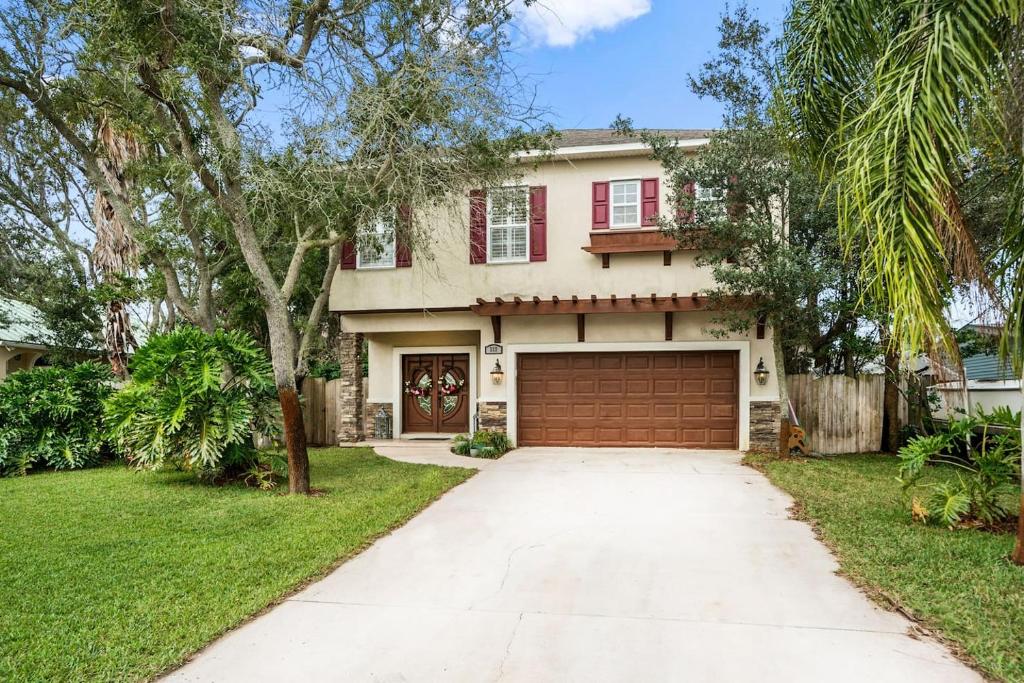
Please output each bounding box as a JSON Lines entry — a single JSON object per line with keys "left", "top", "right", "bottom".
{"left": 451, "top": 430, "right": 513, "bottom": 459}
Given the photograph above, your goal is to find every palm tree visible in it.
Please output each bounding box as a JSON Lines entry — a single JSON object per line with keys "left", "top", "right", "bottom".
{"left": 783, "top": 1, "right": 1024, "bottom": 564}
{"left": 91, "top": 117, "right": 142, "bottom": 378}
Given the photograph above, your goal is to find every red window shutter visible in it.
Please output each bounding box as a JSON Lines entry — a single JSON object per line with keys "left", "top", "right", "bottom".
{"left": 592, "top": 181, "right": 609, "bottom": 229}
{"left": 529, "top": 185, "right": 547, "bottom": 262}
{"left": 641, "top": 178, "right": 659, "bottom": 226}
{"left": 396, "top": 205, "right": 412, "bottom": 267}
{"left": 677, "top": 181, "right": 696, "bottom": 224}
{"left": 340, "top": 239, "right": 357, "bottom": 269}
{"left": 726, "top": 174, "right": 745, "bottom": 219}
{"left": 469, "top": 189, "right": 487, "bottom": 264}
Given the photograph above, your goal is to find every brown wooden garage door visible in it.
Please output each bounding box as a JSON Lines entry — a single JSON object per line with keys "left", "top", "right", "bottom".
{"left": 517, "top": 351, "right": 738, "bottom": 448}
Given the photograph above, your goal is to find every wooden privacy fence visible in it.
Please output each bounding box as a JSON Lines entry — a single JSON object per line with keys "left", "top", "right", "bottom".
{"left": 301, "top": 377, "right": 340, "bottom": 446}
{"left": 787, "top": 374, "right": 885, "bottom": 454}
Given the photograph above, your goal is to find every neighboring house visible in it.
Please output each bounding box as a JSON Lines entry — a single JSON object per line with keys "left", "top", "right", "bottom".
{"left": 933, "top": 353, "right": 1022, "bottom": 418}
{"left": 328, "top": 129, "right": 782, "bottom": 450}
{"left": 0, "top": 299, "right": 55, "bottom": 381}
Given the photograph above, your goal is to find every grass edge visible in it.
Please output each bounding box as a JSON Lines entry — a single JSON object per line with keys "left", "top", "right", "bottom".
{"left": 741, "top": 452, "right": 993, "bottom": 681}
{"left": 150, "top": 451, "right": 477, "bottom": 681}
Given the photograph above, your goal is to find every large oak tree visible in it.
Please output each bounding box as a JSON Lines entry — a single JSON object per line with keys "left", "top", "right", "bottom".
{"left": 0, "top": 0, "right": 546, "bottom": 493}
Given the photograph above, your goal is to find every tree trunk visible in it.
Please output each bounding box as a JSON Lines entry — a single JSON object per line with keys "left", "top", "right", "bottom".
{"left": 772, "top": 324, "right": 791, "bottom": 455}
{"left": 279, "top": 386, "right": 310, "bottom": 494}
{"left": 1013, "top": 378, "right": 1023, "bottom": 566}
{"left": 881, "top": 345, "right": 901, "bottom": 453}
{"left": 105, "top": 299, "right": 135, "bottom": 378}
{"left": 266, "top": 306, "right": 311, "bottom": 494}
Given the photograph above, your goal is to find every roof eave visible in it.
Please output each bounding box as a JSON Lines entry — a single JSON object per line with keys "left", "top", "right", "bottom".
{"left": 516, "top": 138, "right": 710, "bottom": 161}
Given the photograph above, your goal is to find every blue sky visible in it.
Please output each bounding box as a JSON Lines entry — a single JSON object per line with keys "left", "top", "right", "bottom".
{"left": 513, "top": 0, "right": 791, "bottom": 130}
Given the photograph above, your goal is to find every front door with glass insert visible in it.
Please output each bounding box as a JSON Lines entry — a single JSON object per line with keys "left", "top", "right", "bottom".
{"left": 401, "top": 354, "right": 470, "bottom": 434}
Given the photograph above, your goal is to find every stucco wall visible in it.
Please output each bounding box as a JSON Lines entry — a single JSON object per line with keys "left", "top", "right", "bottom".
{"left": 329, "top": 154, "right": 722, "bottom": 312}
{"left": 0, "top": 346, "right": 44, "bottom": 381}
{"left": 934, "top": 383, "right": 1023, "bottom": 418}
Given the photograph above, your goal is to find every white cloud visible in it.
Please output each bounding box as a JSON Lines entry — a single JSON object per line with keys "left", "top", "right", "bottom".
{"left": 518, "top": 0, "right": 651, "bottom": 47}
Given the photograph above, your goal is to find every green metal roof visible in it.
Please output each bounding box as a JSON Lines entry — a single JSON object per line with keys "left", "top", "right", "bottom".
{"left": 0, "top": 299, "right": 56, "bottom": 348}
{"left": 963, "top": 353, "right": 1017, "bottom": 381}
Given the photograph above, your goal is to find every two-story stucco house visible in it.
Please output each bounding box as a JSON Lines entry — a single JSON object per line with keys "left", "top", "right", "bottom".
{"left": 329, "top": 129, "right": 782, "bottom": 451}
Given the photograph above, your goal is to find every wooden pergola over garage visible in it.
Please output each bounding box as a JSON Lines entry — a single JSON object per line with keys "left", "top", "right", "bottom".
{"left": 470, "top": 293, "right": 758, "bottom": 343}
{"left": 470, "top": 293, "right": 761, "bottom": 449}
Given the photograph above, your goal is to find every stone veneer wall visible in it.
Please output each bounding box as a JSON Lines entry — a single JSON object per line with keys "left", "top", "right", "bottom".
{"left": 748, "top": 400, "right": 781, "bottom": 452}
{"left": 478, "top": 401, "right": 507, "bottom": 433}
{"left": 365, "top": 402, "right": 394, "bottom": 439}
{"left": 336, "top": 331, "right": 365, "bottom": 443}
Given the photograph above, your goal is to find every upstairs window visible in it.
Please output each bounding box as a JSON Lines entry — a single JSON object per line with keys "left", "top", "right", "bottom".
{"left": 695, "top": 182, "right": 726, "bottom": 203}
{"left": 487, "top": 186, "right": 529, "bottom": 263}
{"left": 356, "top": 219, "right": 396, "bottom": 269}
{"left": 610, "top": 179, "right": 640, "bottom": 228}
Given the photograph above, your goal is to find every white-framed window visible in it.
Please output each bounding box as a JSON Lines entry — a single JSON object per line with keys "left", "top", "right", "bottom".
{"left": 487, "top": 186, "right": 529, "bottom": 263}
{"left": 695, "top": 182, "right": 726, "bottom": 203}
{"left": 610, "top": 179, "right": 641, "bottom": 228}
{"left": 356, "top": 219, "right": 396, "bottom": 269}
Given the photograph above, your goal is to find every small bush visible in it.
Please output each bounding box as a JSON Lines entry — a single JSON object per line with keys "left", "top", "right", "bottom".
{"left": 0, "top": 363, "right": 114, "bottom": 476}
{"left": 105, "top": 327, "right": 280, "bottom": 482}
{"left": 897, "top": 414, "right": 1020, "bottom": 529}
{"left": 451, "top": 429, "right": 514, "bottom": 458}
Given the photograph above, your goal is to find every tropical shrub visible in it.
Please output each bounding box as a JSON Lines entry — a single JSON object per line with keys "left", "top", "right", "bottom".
{"left": 105, "top": 327, "right": 280, "bottom": 481}
{"left": 0, "top": 363, "right": 114, "bottom": 476}
{"left": 898, "top": 415, "right": 1020, "bottom": 528}
{"left": 451, "top": 429, "right": 514, "bottom": 458}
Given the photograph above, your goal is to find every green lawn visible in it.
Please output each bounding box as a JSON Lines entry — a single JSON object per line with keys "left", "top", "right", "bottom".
{"left": 747, "top": 452, "right": 1024, "bottom": 682}
{"left": 0, "top": 448, "right": 474, "bottom": 682}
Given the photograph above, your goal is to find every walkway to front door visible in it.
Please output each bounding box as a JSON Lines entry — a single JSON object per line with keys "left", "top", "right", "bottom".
{"left": 401, "top": 353, "right": 470, "bottom": 434}
{"left": 165, "top": 447, "right": 978, "bottom": 682}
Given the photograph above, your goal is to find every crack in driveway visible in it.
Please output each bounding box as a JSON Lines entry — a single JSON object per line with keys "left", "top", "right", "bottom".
{"left": 493, "top": 612, "right": 523, "bottom": 681}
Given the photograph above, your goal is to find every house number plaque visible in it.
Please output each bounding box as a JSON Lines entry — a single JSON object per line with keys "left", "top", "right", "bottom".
{"left": 484, "top": 344, "right": 503, "bottom": 355}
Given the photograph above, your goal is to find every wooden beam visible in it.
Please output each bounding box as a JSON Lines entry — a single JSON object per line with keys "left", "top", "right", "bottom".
{"left": 630, "top": 293, "right": 637, "bottom": 303}
{"left": 690, "top": 292, "right": 699, "bottom": 301}
{"left": 469, "top": 295, "right": 742, "bottom": 317}
{"left": 756, "top": 314, "right": 767, "bottom": 340}
{"left": 495, "top": 297, "right": 504, "bottom": 304}
{"left": 577, "top": 313, "right": 585, "bottom": 342}
{"left": 491, "top": 315, "right": 502, "bottom": 343}
{"left": 671, "top": 292, "right": 678, "bottom": 301}
{"left": 552, "top": 295, "right": 559, "bottom": 304}
{"left": 339, "top": 306, "right": 471, "bottom": 315}
{"left": 584, "top": 243, "right": 680, "bottom": 254}
{"left": 663, "top": 250, "right": 672, "bottom": 266}
{"left": 590, "top": 294, "right": 598, "bottom": 303}
{"left": 572, "top": 295, "right": 579, "bottom": 304}
{"left": 601, "top": 253, "right": 610, "bottom": 269}
{"left": 476, "top": 297, "right": 486, "bottom": 305}
{"left": 650, "top": 293, "right": 656, "bottom": 303}
{"left": 532, "top": 296, "right": 541, "bottom": 304}
{"left": 665, "top": 311, "right": 673, "bottom": 341}
{"left": 514, "top": 296, "right": 523, "bottom": 304}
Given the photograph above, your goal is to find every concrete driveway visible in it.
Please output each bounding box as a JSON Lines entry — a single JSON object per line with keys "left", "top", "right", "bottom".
{"left": 167, "top": 445, "right": 979, "bottom": 683}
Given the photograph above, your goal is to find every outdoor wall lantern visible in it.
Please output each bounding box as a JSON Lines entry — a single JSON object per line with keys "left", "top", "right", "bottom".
{"left": 490, "top": 359, "right": 504, "bottom": 385}
{"left": 753, "top": 357, "right": 770, "bottom": 386}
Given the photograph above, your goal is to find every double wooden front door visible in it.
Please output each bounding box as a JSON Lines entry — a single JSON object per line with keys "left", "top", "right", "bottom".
{"left": 402, "top": 354, "right": 470, "bottom": 434}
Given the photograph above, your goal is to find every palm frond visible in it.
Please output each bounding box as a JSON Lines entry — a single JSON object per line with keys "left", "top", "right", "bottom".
{"left": 786, "top": 0, "right": 1022, "bottom": 360}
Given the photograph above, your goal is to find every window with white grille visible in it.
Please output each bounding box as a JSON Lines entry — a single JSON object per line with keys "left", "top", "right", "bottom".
{"left": 487, "top": 186, "right": 529, "bottom": 263}
{"left": 356, "top": 219, "right": 396, "bottom": 269}
{"left": 610, "top": 179, "right": 640, "bottom": 228}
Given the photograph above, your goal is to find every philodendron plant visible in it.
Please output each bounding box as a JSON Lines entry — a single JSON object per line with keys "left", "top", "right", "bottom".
{"left": 898, "top": 412, "right": 1021, "bottom": 529}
